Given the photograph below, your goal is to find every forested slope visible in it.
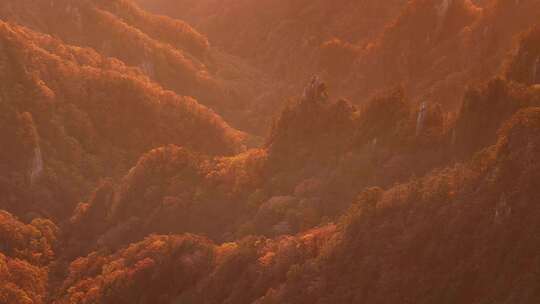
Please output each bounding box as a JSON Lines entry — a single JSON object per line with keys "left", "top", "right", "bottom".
{"left": 0, "top": 21, "right": 244, "bottom": 220}
{"left": 1, "top": 1, "right": 540, "bottom": 303}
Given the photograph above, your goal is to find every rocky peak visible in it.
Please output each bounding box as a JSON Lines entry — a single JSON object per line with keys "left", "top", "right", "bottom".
{"left": 301, "top": 75, "right": 328, "bottom": 104}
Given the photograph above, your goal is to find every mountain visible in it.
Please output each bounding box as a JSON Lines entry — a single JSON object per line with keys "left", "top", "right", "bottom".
{"left": 1, "top": 0, "right": 540, "bottom": 303}
{"left": 54, "top": 106, "right": 540, "bottom": 303}
{"left": 135, "top": 0, "right": 408, "bottom": 97}
{"left": 64, "top": 58, "right": 540, "bottom": 257}
{"left": 0, "top": 21, "right": 245, "bottom": 220}
{"left": 0, "top": 210, "right": 57, "bottom": 304}
{"left": 55, "top": 21, "right": 540, "bottom": 301}
{"left": 0, "top": 0, "right": 280, "bottom": 134}
{"left": 135, "top": 0, "right": 540, "bottom": 122}
{"left": 338, "top": 0, "right": 540, "bottom": 110}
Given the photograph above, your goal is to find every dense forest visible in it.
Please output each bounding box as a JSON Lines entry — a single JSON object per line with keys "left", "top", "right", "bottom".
{"left": 1, "top": 0, "right": 540, "bottom": 303}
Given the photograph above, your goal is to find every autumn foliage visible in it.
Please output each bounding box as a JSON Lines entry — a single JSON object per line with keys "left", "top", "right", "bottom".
{"left": 2, "top": 0, "right": 540, "bottom": 303}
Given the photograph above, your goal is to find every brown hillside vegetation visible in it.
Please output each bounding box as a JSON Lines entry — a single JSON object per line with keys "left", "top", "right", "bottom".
{"left": 53, "top": 106, "right": 540, "bottom": 303}
{"left": 0, "top": 0, "right": 279, "bottom": 134}
{"left": 0, "top": 211, "right": 57, "bottom": 304}
{"left": 0, "top": 21, "right": 244, "bottom": 220}
{"left": 55, "top": 227, "right": 336, "bottom": 304}
{"left": 0, "top": 0, "right": 209, "bottom": 59}
{"left": 335, "top": 0, "right": 483, "bottom": 107}
{"left": 52, "top": 23, "right": 540, "bottom": 301}
{"left": 2, "top": 0, "right": 540, "bottom": 303}
{"left": 136, "top": 0, "right": 407, "bottom": 85}
{"left": 136, "top": 0, "right": 540, "bottom": 117}
{"left": 63, "top": 69, "right": 540, "bottom": 259}
{"left": 253, "top": 106, "right": 540, "bottom": 304}
{"left": 505, "top": 25, "right": 540, "bottom": 86}
{"left": 342, "top": 0, "right": 540, "bottom": 110}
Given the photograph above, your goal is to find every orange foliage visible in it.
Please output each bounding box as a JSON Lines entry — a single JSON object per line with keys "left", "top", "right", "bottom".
{"left": 0, "top": 211, "right": 58, "bottom": 265}
{"left": 0, "top": 20, "right": 244, "bottom": 219}
{"left": 0, "top": 253, "right": 48, "bottom": 304}
{"left": 1, "top": 1, "right": 540, "bottom": 303}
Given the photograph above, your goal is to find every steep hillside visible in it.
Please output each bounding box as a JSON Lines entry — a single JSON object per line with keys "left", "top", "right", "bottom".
{"left": 0, "top": 211, "right": 57, "bottom": 304}
{"left": 337, "top": 0, "right": 482, "bottom": 107}
{"left": 254, "top": 106, "right": 540, "bottom": 304}
{"left": 63, "top": 62, "right": 540, "bottom": 259}
{"left": 138, "top": 0, "right": 540, "bottom": 115}
{"left": 1, "top": 0, "right": 209, "bottom": 58}
{"left": 340, "top": 0, "right": 540, "bottom": 110}
{"left": 55, "top": 226, "right": 336, "bottom": 304}
{"left": 55, "top": 234, "right": 215, "bottom": 304}
{"left": 53, "top": 106, "right": 540, "bottom": 303}
{"left": 1, "top": 1, "right": 540, "bottom": 303}
{"left": 136, "top": 0, "right": 407, "bottom": 85}
{"left": 0, "top": 0, "right": 278, "bottom": 134}
{"left": 505, "top": 25, "right": 540, "bottom": 86}
{"left": 0, "top": 21, "right": 244, "bottom": 220}
{"left": 136, "top": 0, "right": 540, "bottom": 118}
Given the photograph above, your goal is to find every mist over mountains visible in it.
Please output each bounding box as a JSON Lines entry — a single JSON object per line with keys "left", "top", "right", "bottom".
{"left": 1, "top": 1, "right": 540, "bottom": 303}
